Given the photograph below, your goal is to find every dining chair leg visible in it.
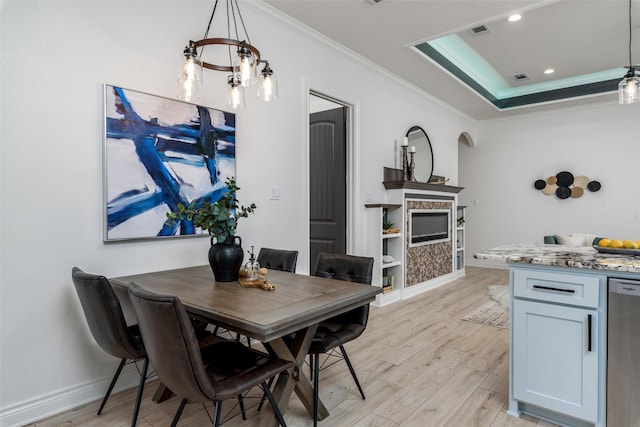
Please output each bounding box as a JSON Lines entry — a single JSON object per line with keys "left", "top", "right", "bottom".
{"left": 213, "top": 401, "right": 223, "bottom": 427}
{"left": 256, "top": 376, "right": 275, "bottom": 411}
{"left": 130, "top": 357, "right": 149, "bottom": 427}
{"left": 237, "top": 394, "right": 247, "bottom": 420}
{"left": 262, "top": 381, "right": 288, "bottom": 427}
{"left": 98, "top": 358, "right": 126, "bottom": 415}
{"left": 313, "top": 353, "right": 319, "bottom": 427}
{"left": 339, "top": 345, "right": 365, "bottom": 400}
{"left": 170, "top": 399, "right": 188, "bottom": 427}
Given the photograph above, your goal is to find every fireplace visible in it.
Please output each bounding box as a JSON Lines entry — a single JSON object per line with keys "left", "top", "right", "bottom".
{"left": 408, "top": 209, "right": 450, "bottom": 247}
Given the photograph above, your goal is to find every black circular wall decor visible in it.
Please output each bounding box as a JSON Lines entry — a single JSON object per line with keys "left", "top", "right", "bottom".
{"left": 533, "top": 171, "right": 601, "bottom": 200}
{"left": 534, "top": 179, "right": 546, "bottom": 190}
{"left": 556, "top": 171, "right": 574, "bottom": 187}
{"left": 556, "top": 186, "right": 571, "bottom": 199}
{"left": 587, "top": 181, "right": 601, "bottom": 192}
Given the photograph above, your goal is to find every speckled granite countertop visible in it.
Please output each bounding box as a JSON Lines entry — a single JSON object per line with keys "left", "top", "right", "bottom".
{"left": 474, "top": 243, "right": 640, "bottom": 274}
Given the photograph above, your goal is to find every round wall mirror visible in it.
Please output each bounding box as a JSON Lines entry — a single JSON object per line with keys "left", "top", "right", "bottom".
{"left": 406, "top": 126, "right": 434, "bottom": 183}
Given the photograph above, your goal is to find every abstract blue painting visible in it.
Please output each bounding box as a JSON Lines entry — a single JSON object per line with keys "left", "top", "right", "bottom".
{"left": 104, "top": 84, "right": 236, "bottom": 241}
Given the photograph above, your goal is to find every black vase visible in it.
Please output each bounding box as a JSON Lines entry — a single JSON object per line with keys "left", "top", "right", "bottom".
{"left": 208, "top": 235, "right": 244, "bottom": 282}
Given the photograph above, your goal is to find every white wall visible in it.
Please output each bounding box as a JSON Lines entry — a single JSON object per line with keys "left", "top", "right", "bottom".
{"left": 0, "top": 1, "right": 472, "bottom": 424}
{"left": 460, "top": 102, "right": 640, "bottom": 266}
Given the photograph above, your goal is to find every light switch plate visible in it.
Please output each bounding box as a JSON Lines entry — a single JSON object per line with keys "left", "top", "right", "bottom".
{"left": 270, "top": 186, "right": 281, "bottom": 200}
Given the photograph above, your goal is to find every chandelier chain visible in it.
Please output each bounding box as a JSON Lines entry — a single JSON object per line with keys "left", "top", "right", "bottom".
{"left": 233, "top": 0, "right": 252, "bottom": 45}
{"left": 201, "top": 0, "right": 221, "bottom": 57}
{"left": 628, "top": 0, "right": 633, "bottom": 68}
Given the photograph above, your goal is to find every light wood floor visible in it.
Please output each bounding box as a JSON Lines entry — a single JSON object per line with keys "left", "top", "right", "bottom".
{"left": 30, "top": 267, "right": 559, "bottom": 427}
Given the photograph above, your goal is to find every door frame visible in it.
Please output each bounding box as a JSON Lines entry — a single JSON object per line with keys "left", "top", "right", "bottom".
{"left": 301, "top": 86, "right": 359, "bottom": 273}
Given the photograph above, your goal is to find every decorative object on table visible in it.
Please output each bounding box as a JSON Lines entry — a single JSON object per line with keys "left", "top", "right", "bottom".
{"left": 405, "top": 126, "right": 434, "bottom": 183}
{"left": 103, "top": 85, "right": 236, "bottom": 242}
{"left": 177, "top": 0, "right": 278, "bottom": 107}
{"left": 238, "top": 267, "right": 276, "bottom": 291}
{"left": 533, "top": 171, "right": 601, "bottom": 200}
{"left": 618, "top": 0, "right": 639, "bottom": 104}
{"left": 243, "top": 246, "right": 261, "bottom": 281}
{"left": 167, "top": 177, "right": 256, "bottom": 282}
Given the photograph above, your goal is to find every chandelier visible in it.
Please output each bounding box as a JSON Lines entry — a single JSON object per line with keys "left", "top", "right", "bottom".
{"left": 619, "top": 0, "right": 639, "bottom": 104}
{"left": 178, "top": 0, "right": 278, "bottom": 109}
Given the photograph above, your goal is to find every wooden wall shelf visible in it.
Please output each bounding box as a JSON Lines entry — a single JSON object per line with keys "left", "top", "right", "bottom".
{"left": 382, "top": 180, "right": 464, "bottom": 193}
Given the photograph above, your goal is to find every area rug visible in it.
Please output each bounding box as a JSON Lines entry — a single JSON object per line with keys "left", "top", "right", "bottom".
{"left": 462, "top": 284, "right": 510, "bottom": 329}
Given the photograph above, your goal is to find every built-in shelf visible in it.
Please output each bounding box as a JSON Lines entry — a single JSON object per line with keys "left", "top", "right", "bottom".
{"left": 382, "top": 233, "right": 401, "bottom": 239}
{"left": 456, "top": 205, "right": 466, "bottom": 271}
{"left": 365, "top": 202, "right": 403, "bottom": 306}
{"left": 382, "top": 261, "right": 401, "bottom": 269}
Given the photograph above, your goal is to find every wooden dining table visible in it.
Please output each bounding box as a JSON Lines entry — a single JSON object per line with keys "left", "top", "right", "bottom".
{"left": 111, "top": 265, "right": 380, "bottom": 427}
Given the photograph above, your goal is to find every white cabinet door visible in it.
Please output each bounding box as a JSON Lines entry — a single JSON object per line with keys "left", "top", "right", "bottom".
{"left": 513, "top": 299, "right": 598, "bottom": 423}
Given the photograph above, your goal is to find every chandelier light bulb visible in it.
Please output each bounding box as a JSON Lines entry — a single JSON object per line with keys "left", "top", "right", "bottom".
{"left": 262, "top": 76, "right": 273, "bottom": 99}
{"left": 619, "top": 70, "right": 640, "bottom": 104}
{"left": 227, "top": 75, "right": 246, "bottom": 109}
{"left": 177, "top": 41, "right": 202, "bottom": 103}
{"left": 235, "top": 43, "right": 256, "bottom": 87}
{"left": 258, "top": 62, "right": 278, "bottom": 101}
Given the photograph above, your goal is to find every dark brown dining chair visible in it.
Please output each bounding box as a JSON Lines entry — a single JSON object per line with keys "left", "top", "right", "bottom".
{"left": 309, "top": 252, "right": 374, "bottom": 427}
{"left": 71, "top": 267, "right": 149, "bottom": 427}
{"left": 127, "top": 282, "right": 293, "bottom": 427}
{"left": 257, "top": 247, "right": 298, "bottom": 273}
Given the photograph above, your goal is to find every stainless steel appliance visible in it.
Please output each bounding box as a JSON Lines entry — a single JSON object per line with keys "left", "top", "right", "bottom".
{"left": 607, "top": 278, "right": 640, "bottom": 426}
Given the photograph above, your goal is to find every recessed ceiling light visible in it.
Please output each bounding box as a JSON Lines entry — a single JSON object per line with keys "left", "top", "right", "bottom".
{"left": 508, "top": 14, "right": 522, "bottom": 22}
{"left": 544, "top": 69, "right": 555, "bottom": 75}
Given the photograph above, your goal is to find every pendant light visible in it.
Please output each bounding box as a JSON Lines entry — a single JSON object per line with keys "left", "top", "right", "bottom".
{"left": 619, "top": 0, "right": 639, "bottom": 104}
{"left": 177, "top": 0, "right": 278, "bottom": 106}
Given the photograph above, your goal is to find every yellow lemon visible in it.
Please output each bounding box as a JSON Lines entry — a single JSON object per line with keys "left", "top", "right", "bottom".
{"left": 609, "top": 239, "right": 624, "bottom": 248}
{"left": 598, "top": 238, "right": 611, "bottom": 247}
{"left": 637, "top": 241, "right": 640, "bottom": 248}
{"left": 623, "top": 240, "right": 639, "bottom": 249}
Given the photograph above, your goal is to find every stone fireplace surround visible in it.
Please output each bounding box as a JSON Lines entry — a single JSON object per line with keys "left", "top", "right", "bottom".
{"left": 405, "top": 197, "right": 454, "bottom": 287}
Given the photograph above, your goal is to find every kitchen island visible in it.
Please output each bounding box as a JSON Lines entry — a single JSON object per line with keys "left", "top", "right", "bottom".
{"left": 475, "top": 244, "right": 640, "bottom": 427}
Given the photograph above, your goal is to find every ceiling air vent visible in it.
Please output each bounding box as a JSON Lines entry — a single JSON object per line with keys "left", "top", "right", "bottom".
{"left": 364, "top": 0, "right": 384, "bottom": 5}
{"left": 512, "top": 73, "right": 530, "bottom": 82}
{"left": 470, "top": 25, "right": 491, "bottom": 36}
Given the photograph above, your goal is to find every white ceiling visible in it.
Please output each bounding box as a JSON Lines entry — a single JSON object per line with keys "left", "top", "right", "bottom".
{"left": 264, "top": 0, "right": 640, "bottom": 120}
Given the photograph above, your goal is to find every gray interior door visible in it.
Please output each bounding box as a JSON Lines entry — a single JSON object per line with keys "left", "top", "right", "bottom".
{"left": 309, "top": 107, "right": 346, "bottom": 270}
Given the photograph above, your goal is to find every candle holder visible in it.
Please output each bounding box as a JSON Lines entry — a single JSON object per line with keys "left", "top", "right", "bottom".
{"left": 409, "top": 152, "right": 416, "bottom": 181}
{"left": 401, "top": 145, "right": 410, "bottom": 181}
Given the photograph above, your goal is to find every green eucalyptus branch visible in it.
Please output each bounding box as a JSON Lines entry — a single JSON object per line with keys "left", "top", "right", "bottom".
{"left": 167, "top": 177, "right": 256, "bottom": 243}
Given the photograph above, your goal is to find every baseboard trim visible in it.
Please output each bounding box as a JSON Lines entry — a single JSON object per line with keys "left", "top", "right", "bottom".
{"left": 403, "top": 273, "right": 456, "bottom": 299}
{"left": 466, "top": 259, "right": 509, "bottom": 269}
{"left": 0, "top": 364, "right": 141, "bottom": 427}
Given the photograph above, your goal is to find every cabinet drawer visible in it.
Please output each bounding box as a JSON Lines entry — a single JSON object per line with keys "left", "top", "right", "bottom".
{"left": 513, "top": 269, "right": 602, "bottom": 308}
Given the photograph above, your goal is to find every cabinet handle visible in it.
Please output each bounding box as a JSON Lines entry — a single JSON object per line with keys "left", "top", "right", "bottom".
{"left": 532, "top": 284, "right": 575, "bottom": 293}
{"left": 587, "top": 314, "right": 592, "bottom": 352}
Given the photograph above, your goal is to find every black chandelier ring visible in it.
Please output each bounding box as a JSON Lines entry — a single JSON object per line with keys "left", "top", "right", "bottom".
{"left": 193, "top": 38, "right": 261, "bottom": 72}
